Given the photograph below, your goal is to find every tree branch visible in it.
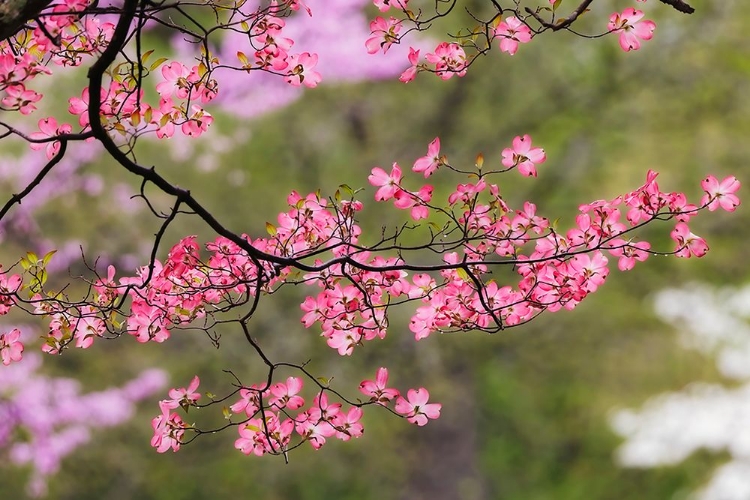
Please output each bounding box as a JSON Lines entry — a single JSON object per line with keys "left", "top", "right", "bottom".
{"left": 658, "top": 0, "right": 695, "bottom": 14}
{"left": 0, "top": 0, "right": 54, "bottom": 41}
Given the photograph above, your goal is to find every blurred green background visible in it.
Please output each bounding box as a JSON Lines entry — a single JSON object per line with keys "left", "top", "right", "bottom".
{"left": 1, "top": 0, "right": 749, "bottom": 498}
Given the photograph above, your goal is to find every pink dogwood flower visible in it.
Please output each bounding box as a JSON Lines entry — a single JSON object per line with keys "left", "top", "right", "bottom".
{"left": 495, "top": 17, "right": 532, "bottom": 55}
{"left": 165, "top": 375, "right": 201, "bottom": 411}
{"left": 285, "top": 52, "right": 322, "bottom": 88}
{"left": 365, "top": 17, "right": 402, "bottom": 55}
{"left": 412, "top": 137, "right": 442, "bottom": 177}
{"left": 395, "top": 388, "right": 441, "bottom": 426}
{"left": 608, "top": 8, "right": 656, "bottom": 52}
{"left": 671, "top": 222, "right": 709, "bottom": 258}
{"left": 151, "top": 401, "right": 186, "bottom": 453}
{"left": 368, "top": 162, "right": 402, "bottom": 201}
{"left": 269, "top": 376, "right": 305, "bottom": 410}
{"left": 0, "top": 328, "right": 23, "bottom": 365}
{"left": 29, "top": 117, "right": 72, "bottom": 159}
{"left": 425, "top": 42, "right": 467, "bottom": 80}
{"left": 700, "top": 175, "right": 740, "bottom": 212}
{"left": 359, "top": 367, "right": 400, "bottom": 405}
{"left": 399, "top": 47, "right": 420, "bottom": 83}
{"left": 607, "top": 239, "right": 651, "bottom": 271}
{"left": 501, "top": 135, "right": 546, "bottom": 177}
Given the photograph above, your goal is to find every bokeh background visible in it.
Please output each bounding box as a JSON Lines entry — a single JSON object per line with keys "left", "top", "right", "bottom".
{"left": 1, "top": 0, "right": 749, "bottom": 498}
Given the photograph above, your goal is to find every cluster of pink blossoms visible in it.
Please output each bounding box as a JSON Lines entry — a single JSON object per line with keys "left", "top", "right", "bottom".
{"left": 0, "top": 0, "right": 112, "bottom": 116}
{"left": 1, "top": 0, "right": 323, "bottom": 157}
{"left": 366, "top": 1, "right": 656, "bottom": 82}
{"left": 0, "top": 136, "right": 739, "bottom": 357}
{"left": 151, "top": 368, "right": 439, "bottom": 454}
{"left": 2, "top": 1, "right": 660, "bottom": 160}
{"left": 0, "top": 133, "right": 739, "bottom": 461}
{"left": 236, "top": 9, "right": 321, "bottom": 88}
{"left": 0, "top": 0, "right": 732, "bottom": 465}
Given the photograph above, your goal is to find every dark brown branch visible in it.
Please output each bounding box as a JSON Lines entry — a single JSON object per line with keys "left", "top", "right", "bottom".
{"left": 0, "top": 139, "right": 66, "bottom": 221}
{"left": 658, "top": 0, "right": 695, "bottom": 14}
{"left": 0, "top": 0, "right": 54, "bottom": 41}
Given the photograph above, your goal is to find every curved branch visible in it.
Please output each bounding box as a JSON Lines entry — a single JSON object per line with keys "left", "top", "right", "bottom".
{"left": 0, "top": 139, "right": 67, "bottom": 222}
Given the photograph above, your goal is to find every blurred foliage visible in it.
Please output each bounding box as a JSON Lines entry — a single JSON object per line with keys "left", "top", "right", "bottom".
{"left": 2, "top": 0, "right": 750, "bottom": 498}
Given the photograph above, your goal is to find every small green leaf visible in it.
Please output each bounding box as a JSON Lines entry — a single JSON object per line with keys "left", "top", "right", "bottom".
{"left": 266, "top": 222, "right": 277, "bottom": 236}
{"left": 456, "top": 267, "right": 470, "bottom": 282}
{"left": 149, "top": 57, "right": 168, "bottom": 71}
{"left": 140, "top": 49, "right": 154, "bottom": 64}
{"left": 26, "top": 251, "right": 38, "bottom": 264}
{"left": 317, "top": 377, "right": 330, "bottom": 386}
{"left": 42, "top": 249, "right": 56, "bottom": 266}
{"left": 222, "top": 406, "right": 232, "bottom": 420}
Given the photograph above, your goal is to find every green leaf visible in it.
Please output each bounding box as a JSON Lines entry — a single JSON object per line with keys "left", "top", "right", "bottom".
{"left": 140, "top": 49, "right": 154, "bottom": 64}
{"left": 149, "top": 58, "right": 168, "bottom": 71}
{"left": 456, "top": 267, "right": 471, "bottom": 282}
{"left": 42, "top": 249, "right": 56, "bottom": 266}
{"left": 26, "top": 251, "right": 38, "bottom": 264}
{"left": 266, "top": 222, "right": 277, "bottom": 236}
{"left": 552, "top": 0, "right": 563, "bottom": 11}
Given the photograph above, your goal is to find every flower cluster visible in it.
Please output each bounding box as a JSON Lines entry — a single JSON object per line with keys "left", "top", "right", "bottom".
{"left": 0, "top": 134, "right": 735, "bottom": 373}
{"left": 151, "top": 368, "right": 439, "bottom": 455}
{"left": 1, "top": 0, "right": 321, "bottom": 155}
{"left": 369, "top": 3, "right": 657, "bottom": 83}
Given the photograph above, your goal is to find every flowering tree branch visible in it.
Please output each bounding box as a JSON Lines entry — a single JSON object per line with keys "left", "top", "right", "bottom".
{"left": 0, "top": 0, "right": 737, "bottom": 481}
